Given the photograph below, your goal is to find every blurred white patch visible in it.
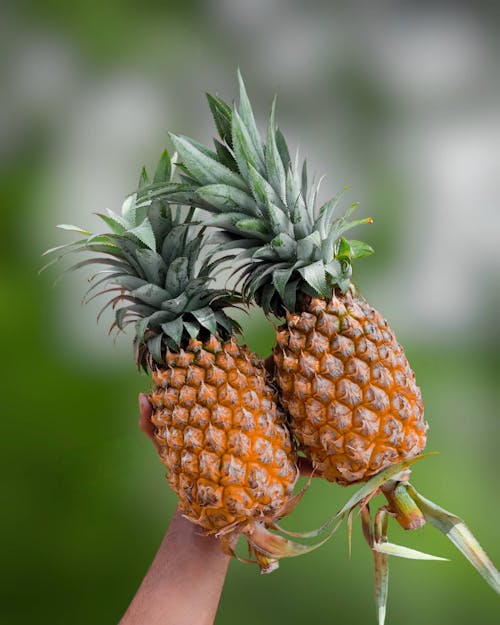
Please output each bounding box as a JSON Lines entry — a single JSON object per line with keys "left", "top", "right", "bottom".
{"left": 0, "top": 32, "right": 77, "bottom": 159}
{"left": 406, "top": 115, "right": 500, "bottom": 332}
{"left": 210, "top": 0, "right": 283, "bottom": 27}
{"left": 209, "top": 0, "right": 340, "bottom": 92}
{"left": 368, "top": 11, "right": 488, "bottom": 104}
{"left": 44, "top": 74, "right": 168, "bottom": 366}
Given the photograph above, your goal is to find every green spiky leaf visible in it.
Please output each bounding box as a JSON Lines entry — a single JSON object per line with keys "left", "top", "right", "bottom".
{"left": 236, "top": 69, "right": 264, "bottom": 163}
{"left": 191, "top": 307, "right": 217, "bottom": 335}
{"left": 247, "top": 163, "right": 282, "bottom": 210}
{"left": 121, "top": 194, "right": 137, "bottom": 226}
{"left": 232, "top": 107, "right": 265, "bottom": 180}
{"left": 138, "top": 167, "right": 149, "bottom": 190}
{"left": 170, "top": 134, "right": 247, "bottom": 191}
{"left": 153, "top": 149, "right": 172, "bottom": 184}
{"left": 235, "top": 218, "right": 269, "bottom": 237}
{"left": 275, "top": 127, "right": 291, "bottom": 171}
{"left": 282, "top": 277, "right": 300, "bottom": 312}
{"left": 114, "top": 275, "right": 147, "bottom": 291}
{"left": 128, "top": 218, "right": 156, "bottom": 250}
{"left": 298, "top": 261, "right": 329, "bottom": 298}
{"left": 147, "top": 334, "right": 164, "bottom": 363}
{"left": 197, "top": 184, "right": 260, "bottom": 217}
{"left": 213, "top": 139, "right": 238, "bottom": 171}
{"left": 316, "top": 186, "right": 349, "bottom": 236}
{"left": 161, "top": 317, "right": 184, "bottom": 347}
{"left": 57, "top": 224, "right": 92, "bottom": 235}
{"left": 296, "top": 231, "right": 322, "bottom": 263}
{"left": 183, "top": 319, "right": 200, "bottom": 339}
{"left": 347, "top": 239, "right": 375, "bottom": 259}
{"left": 135, "top": 248, "right": 166, "bottom": 285}
{"left": 206, "top": 93, "right": 233, "bottom": 146}
{"left": 165, "top": 257, "right": 189, "bottom": 297}
{"left": 266, "top": 98, "right": 287, "bottom": 202}
{"left": 272, "top": 266, "right": 294, "bottom": 299}
{"left": 132, "top": 283, "right": 170, "bottom": 307}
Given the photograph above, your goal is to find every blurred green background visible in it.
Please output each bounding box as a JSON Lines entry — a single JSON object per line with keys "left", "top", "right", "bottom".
{"left": 2, "top": 1, "right": 499, "bottom": 623}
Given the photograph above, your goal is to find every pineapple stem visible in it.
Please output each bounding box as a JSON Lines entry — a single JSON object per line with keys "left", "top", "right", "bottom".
{"left": 254, "top": 550, "right": 280, "bottom": 574}
{"left": 380, "top": 480, "right": 426, "bottom": 531}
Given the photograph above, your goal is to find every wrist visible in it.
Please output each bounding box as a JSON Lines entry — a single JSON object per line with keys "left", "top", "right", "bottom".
{"left": 166, "top": 507, "right": 229, "bottom": 558}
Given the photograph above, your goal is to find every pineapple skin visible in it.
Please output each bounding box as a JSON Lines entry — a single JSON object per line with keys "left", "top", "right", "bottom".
{"left": 149, "top": 335, "right": 298, "bottom": 531}
{"left": 273, "top": 292, "right": 427, "bottom": 485}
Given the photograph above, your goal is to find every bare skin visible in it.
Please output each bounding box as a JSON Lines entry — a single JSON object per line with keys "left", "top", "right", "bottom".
{"left": 119, "top": 395, "right": 230, "bottom": 625}
{"left": 120, "top": 388, "right": 315, "bottom": 625}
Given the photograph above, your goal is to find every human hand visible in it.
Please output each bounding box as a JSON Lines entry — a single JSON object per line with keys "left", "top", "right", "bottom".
{"left": 138, "top": 393, "right": 159, "bottom": 449}
{"left": 121, "top": 394, "right": 230, "bottom": 625}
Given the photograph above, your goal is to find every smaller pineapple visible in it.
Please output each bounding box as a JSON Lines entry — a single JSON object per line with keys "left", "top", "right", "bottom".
{"left": 43, "top": 150, "right": 331, "bottom": 572}
{"left": 145, "top": 71, "right": 500, "bottom": 622}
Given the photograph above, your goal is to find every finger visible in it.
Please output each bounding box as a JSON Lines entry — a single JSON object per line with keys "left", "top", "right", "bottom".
{"left": 139, "top": 393, "right": 153, "bottom": 420}
{"left": 138, "top": 394, "right": 158, "bottom": 447}
{"left": 138, "top": 411, "right": 155, "bottom": 437}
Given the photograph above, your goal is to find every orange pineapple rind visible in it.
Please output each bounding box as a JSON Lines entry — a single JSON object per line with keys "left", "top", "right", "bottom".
{"left": 274, "top": 292, "right": 428, "bottom": 485}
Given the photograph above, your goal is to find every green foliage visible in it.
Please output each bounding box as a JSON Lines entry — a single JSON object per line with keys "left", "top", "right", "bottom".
{"left": 150, "top": 73, "right": 375, "bottom": 316}
{"left": 43, "top": 150, "right": 242, "bottom": 369}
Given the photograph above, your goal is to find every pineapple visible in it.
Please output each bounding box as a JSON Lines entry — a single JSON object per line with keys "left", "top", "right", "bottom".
{"left": 146, "top": 72, "right": 500, "bottom": 621}
{"left": 272, "top": 290, "right": 427, "bottom": 486}
{"left": 43, "top": 150, "right": 330, "bottom": 573}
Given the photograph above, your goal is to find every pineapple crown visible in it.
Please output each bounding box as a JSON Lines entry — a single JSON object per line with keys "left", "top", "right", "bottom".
{"left": 42, "top": 151, "right": 241, "bottom": 370}
{"left": 144, "top": 70, "right": 374, "bottom": 317}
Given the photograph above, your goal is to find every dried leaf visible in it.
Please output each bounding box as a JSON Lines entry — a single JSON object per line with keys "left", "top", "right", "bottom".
{"left": 408, "top": 485, "right": 500, "bottom": 594}
{"left": 373, "top": 542, "right": 448, "bottom": 561}
{"left": 374, "top": 550, "right": 389, "bottom": 625}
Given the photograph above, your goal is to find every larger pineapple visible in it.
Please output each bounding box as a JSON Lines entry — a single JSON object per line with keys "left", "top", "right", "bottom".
{"left": 44, "top": 151, "right": 330, "bottom": 572}
{"left": 273, "top": 290, "right": 427, "bottom": 485}
{"left": 147, "top": 72, "right": 500, "bottom": 622}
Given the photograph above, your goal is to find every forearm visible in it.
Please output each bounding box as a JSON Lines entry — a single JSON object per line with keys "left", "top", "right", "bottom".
{"left": 119, "top": 508, "right": 230, "bottom": 625}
